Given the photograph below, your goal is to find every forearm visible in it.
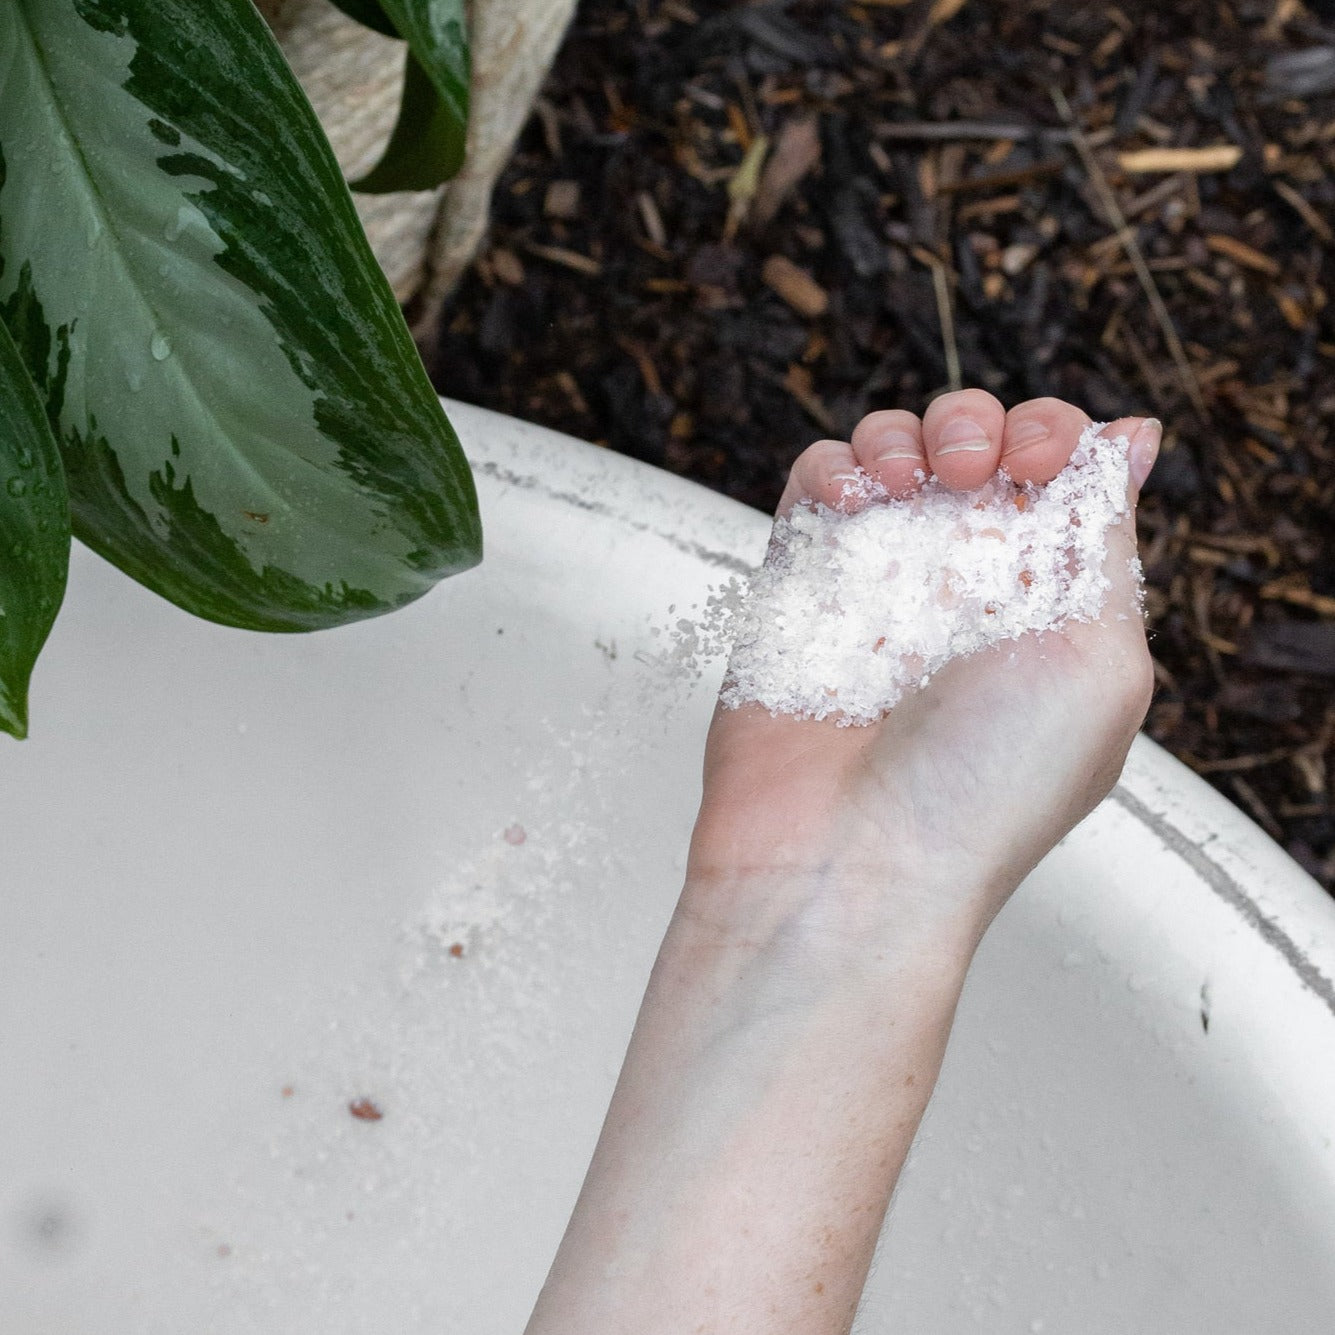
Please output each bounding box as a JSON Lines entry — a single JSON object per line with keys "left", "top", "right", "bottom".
{"left": 525, "top": 871, "right": 980, "bottom": 1335}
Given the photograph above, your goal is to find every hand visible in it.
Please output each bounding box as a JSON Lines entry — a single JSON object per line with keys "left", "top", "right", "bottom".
{"left": 688, "top": 391, "right": 1161, "bottom": 948}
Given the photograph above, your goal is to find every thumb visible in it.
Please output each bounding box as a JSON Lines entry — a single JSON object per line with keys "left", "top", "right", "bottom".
{"left": 1099, "top": 416, "right": 1162, "bottom": 507}
{"left": 1088, "top": 416, "right": 1162, "bottom": 629}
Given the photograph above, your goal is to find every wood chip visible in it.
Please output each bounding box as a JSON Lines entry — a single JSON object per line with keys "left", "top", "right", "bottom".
{"left": 533, "top": 97, "right": 562, "bottom": 159}
{"left": 523, "top": 242, "right": 602, "bottom": 276}
{"left": 554, "top": 370, "right": 589, "bottom": 416}
{"left": 929, "top": 0, "right": 968, "bottom": 24}
{"left": 491, "top": 248, "right": 526, "bottom": 286}
{"left": 1205, "top": 233, "right": 1281, "bottom": 276}
{"left": 762, "top": 254, "right": 829, "bottom": 318}
{"left": 544, "top": 179, "right": 582, "bottom": 219}
{"left": 636, "top": 190, "right": 667, "bottom": 247}
{"left": 1117, "top": 145, "right": 1243, "bottom": 174}
{"left": 751, "top": 115, "right": 822, "bottom": 229}
{"left": 1000, "top": 242, "right": 1040, "bottom": 275}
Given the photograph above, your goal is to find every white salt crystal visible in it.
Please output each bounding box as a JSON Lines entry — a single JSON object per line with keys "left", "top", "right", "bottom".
{"left": 718, "top": 424, "right": 1134, "bottom": 725}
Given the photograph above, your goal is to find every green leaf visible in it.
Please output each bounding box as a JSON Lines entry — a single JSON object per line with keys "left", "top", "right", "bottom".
{"left": 352, "top": 49, "right": 467, "bottom": 193}
{"left": 324, "top": 0, "right": 399, "bottom": 39}
{"left": 0, "top": 316, "right": 71, "bottom": 740}
{"left": 0, "top": 1, "right": 480, "bottom": 635}
{"left": 352, "top": 0, "right": 469, "bottom": 193}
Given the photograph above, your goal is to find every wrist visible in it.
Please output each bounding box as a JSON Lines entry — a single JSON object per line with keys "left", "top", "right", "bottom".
{"left": 674, "top": 859, "right": 990, "bottom": 995}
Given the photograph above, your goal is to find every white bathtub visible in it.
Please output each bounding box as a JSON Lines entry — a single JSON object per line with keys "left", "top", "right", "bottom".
{"left": 3, "top": 402, "right": 1333, "bottom": 1333}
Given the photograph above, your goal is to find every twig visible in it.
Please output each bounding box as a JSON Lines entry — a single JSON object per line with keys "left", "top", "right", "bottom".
{"left": 1228, "top": 775, "right": 1286, "bottom": 843}
{"left": 1119, "top": 319, "right": 1170, "bottom": 417}
{"left": 779, "top": 364, "right": 838, "bottom": 434}
{"left": 1259, "top": 579, "right": 1335, "bottom": 617}
{"left": 1051, "top": 87, "right": 1208, "bottom": 421}
{"left": 937, "top": 158, "right": 1067, "bottom": 195}
{"left": 914, "top": 248, "right": 962, "bottom": 393}
{"left": 875, "top": 120, "right": 1075, "bottom": 143}
{"left": 1190, "top": 746, "right": 1301, "bottom": 775}
{"left": 1272, "top": 178, "right": 1335, "bottom": 244}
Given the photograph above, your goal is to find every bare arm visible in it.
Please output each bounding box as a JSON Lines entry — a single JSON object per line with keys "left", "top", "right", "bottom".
{"left": 525, "top": 868, "right": 979, "bottom": 1333}
{"left": 525, "top": 396, "right": 1159, "bottom": 1334}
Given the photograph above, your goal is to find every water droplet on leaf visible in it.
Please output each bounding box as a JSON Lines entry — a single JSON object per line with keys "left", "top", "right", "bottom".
{"left": 164, "top": 202, "right": 205, "bottom": 244}
{"left": 6, "top": 477, "right": 27, "bottom": 498}
{"left": 150, "top": 333, "right": 172, "bottom": 361}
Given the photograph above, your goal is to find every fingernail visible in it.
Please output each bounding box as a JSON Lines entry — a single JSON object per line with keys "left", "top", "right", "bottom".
{"left": 1128, "top": 418, "right": 1162, "bottom": 494}
{"left": 936, "top": 417, "right": 993, "bottom": 455}
{"left": 1007, "top": 419, "right": 1050, "bottom": 449}
{"left": 874, "top": 428, "right": 923, "bottom": 462}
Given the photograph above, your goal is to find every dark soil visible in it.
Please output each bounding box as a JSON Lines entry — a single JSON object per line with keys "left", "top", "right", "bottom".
{"left": 428, "top": 0, "right": 1335, "bottom": 893}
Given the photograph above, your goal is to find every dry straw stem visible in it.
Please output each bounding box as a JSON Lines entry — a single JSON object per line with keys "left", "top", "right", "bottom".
{"left": 1118, "top": 145, "right": 1243, "bottom": 174}
{"left": 1051, "top": 87, "right": 1207, "bottom": 420}
{"left": 913, "top": 246, "right": 963, "bottom": 393}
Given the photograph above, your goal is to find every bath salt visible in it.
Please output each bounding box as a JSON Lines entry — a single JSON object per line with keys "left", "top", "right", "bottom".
{"left": 718, "top": 423, "right": 1135, "bottom": 725}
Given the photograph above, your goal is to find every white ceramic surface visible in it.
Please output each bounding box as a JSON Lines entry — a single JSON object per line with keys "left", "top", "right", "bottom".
{"left": 2, "top": 401, "right": 1333, "bottom": 1333}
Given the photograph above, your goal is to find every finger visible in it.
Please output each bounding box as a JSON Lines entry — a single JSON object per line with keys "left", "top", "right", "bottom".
{"left": 849, "top": 410, "right": 928, "bottom": 499}
{"left": 1001, "top": 397, "right": 1093, "bottom": 486}
{"left": 921, "top": 388, "right": 1006, "bottom": 490}
{"left": 775, "top": 438, "right": 861, "bottom": 518}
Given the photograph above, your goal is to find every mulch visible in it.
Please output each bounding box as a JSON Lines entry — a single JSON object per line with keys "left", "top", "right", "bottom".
{"left": 427, "top": 0, "right": 1335, "bottom": 893}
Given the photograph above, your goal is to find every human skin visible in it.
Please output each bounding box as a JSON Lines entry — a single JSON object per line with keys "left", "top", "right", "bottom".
{"left": 524, "top": 390, "right": 1162, "bottom": 1335}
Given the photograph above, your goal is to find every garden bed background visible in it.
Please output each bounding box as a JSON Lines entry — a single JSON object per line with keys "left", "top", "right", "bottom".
{"left": 428, "top": 0, "right": 1335, "bottom": 892}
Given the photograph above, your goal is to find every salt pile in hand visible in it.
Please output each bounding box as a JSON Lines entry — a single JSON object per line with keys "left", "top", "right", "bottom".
{"left": 719, "top": 424, "right": 1134, "bottom": 725}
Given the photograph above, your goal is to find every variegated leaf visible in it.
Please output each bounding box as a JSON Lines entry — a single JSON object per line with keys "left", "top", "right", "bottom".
{"left": 325, "top": 0, "right": 398, "bottom": 39}
{"left": 0, "top": 0, "right": 481, "bottom": 634}
{"left": 0, "top": 316, "right": 70, "bottom": 740}
{"left": 355, "top": 0, "right": 469, "bottom": 190}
